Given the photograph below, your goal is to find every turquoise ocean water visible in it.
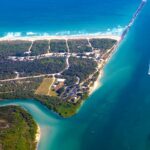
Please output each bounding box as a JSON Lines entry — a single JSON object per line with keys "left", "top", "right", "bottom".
{"left": 0, "top": 0, "right": 150, "bottom": 150}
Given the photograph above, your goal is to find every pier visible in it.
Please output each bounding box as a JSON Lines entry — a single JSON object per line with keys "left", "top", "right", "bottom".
{"left": 120, "top": 0, "right": 147, "bottom": 41}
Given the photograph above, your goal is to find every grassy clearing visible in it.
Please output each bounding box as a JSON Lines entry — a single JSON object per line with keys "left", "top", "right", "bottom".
{"left": 35, "top": 77, "right": 57, "bottom": 96}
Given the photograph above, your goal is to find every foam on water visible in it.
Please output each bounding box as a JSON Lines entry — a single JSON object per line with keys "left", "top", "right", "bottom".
{"left": 1, "top": 26, "right": 125, "bottom": 38}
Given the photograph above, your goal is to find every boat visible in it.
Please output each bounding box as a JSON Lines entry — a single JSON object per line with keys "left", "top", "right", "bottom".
{"left": 148, "top": 63, "right": 150, "bottom": 75}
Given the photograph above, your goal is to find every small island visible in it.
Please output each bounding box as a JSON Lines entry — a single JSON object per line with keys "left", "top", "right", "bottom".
{"left": 0, "top": 106, "right": 38, "bottom": 150}
{"left": 0, "top": 35, "right": 120, "bottom": 118}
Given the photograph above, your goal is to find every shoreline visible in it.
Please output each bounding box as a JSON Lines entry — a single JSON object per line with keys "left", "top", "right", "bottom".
{"left": 35, "top": 125, "right": 41, "bottom": 150}
{"left": 0, "top": 33, "right": 121, "bottom": 118}
{"left": 0, "top": 34, "right": 121, "bottom": 41}
{"left": 89, "top": 39, "right": 120, "bottom": 95}
{"left": 89, "top": 70, "right": 103, "bottom": 95}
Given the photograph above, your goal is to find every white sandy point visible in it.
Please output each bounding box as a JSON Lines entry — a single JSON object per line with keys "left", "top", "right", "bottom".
{"left": 35, "top": 125, "right": 41, "bottom": 149}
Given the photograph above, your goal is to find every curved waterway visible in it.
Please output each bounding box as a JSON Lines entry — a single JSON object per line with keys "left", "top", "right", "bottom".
{"left": 0, "top": 0, "right": 150, "bottom": 150}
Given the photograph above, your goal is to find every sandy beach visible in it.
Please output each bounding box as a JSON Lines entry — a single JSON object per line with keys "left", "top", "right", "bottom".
{"left": 0, "top": 34, "right": 121, "bottom": 42}
{"left": 89, "top": 70, "right": 103, "bottom": 95}
{"left": 89, "top": 36, "right": 120, "bottom": 95}
{"left": 35, "top": 125, "right": 41, "bottom": 150}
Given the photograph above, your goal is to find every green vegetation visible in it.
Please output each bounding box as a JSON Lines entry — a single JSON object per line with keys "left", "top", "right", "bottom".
{"left": 35, "top": 91, "right": 89, "bottom": 118}
{"left": 0, "top": 106, "right": 37, "bottom": 150}
{"left": 56, "top": 101, "right": 81, "bottom": 118}
{"left": 0, "top": 71, "right": 16, "bottom": 80}
{"left": 0, "top": 57, "right": 66, "bottom": 79}
{"left": 31, "top": 40, "right": 49, "bottom": 55}
{"left": 62, "top": 75, "right": 77, "bottom": 86}
{"left": 63, "top": 57, "right": 97, "bottom": 82}
{"left": 0, "top": 38, "right": 117, "bottom": 118}
{"left": 0, "top": 54, "right": 98, "bottom": 118}
{"left": 34, "top": 95, "right": 81, "bottom": 118}
{"left": 0, "top": 78, "right": 43, "bottom": 99}
{"left": 89, "top": 38, "right": 117, "bottom": 51}
{"left": 50, "top": 40, "right": 67, "bottom": 52}
{"left": 68, "top": 39, "right": 92, "bottom": 53}
{"left": 0, "top": 40, "right": 31, "bottom": 58}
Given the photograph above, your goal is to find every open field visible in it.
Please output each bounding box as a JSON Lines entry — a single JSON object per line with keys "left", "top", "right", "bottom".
{"left": 35, "top": 77, "right": 57, "bottom": 96}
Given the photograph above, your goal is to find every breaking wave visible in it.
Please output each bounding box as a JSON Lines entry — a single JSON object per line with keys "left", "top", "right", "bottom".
{"left": 1, "top": 26, "right": 125, "bottom": 38}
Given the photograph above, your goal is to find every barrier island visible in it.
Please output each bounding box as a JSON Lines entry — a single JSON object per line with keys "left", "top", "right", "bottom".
{"left": 0, "top": 35, "right": 120, "bottom": 118}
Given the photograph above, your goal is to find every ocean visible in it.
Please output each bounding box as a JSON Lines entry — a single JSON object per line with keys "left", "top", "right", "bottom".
{"left": 0, "top": 0, "right": 150, "bottom": 150}
{"left": 0, "top": 0, "right": 140, "bottom": 37}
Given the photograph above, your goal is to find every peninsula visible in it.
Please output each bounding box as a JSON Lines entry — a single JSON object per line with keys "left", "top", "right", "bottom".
{"left": 0, "top": 35, "right": 120, "bottom": 117}
{"left": 0, "top": 106, "right": 38, "bottom": 150}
